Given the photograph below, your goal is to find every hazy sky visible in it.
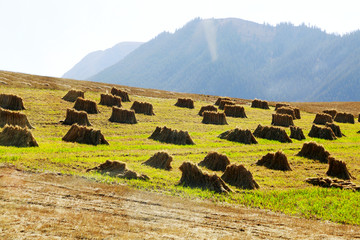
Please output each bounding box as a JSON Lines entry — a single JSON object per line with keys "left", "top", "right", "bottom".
{"left": 1, "top": 0, "right": 360, "bottom": 78}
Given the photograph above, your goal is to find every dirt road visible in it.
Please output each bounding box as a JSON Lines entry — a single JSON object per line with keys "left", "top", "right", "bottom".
{"left": 1, "top": 166, "right": 359, "bottom": 239}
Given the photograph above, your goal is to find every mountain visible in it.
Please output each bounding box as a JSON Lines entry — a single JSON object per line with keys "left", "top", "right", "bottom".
{"left": 88, "top": 18, "right": 360, "bottom": 101}
{"left": 63, "top": 42, "right": 142, "bottom": 80}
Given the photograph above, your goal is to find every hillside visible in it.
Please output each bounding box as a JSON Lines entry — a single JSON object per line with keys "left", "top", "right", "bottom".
{"left": 89, "top": 18, "right": 360, "bottom": 102}
{"left": 62, "top": 41, "right": 142, "bottom": 80}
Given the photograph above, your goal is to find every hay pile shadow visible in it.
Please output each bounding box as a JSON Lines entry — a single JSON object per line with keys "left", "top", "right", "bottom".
{"left": 175, "top": 98, "right": 194, "bottom": 109}
{"left": 218, "top": 128, "right": 258, "bottom": 144}
{"left": 198, "top": 105, "right": 217, "bottom": 116}
{"left": 0, "top": 125, "right": 38, "bottom": 147}
{"left": 215, "top": 97, "right": 231, "bottom": 106}
{"left": 297, "top": 141, "right": 330, "bottom": 163}
{"left": 308, "top": 125, "right": 336, "bottom": 140}
{"left": 275, "top": 103, "right": 290, "bottom": 110}
{"left": 218, "top": 100, "right": 235, "bottom": 110}
{"left": 0, "top": 107, "right": 34, "bottom": 129}
{"left": 313, "top": 113, "right": 333, "bottom": 125}
{"left": 198, "top": 152, "right": 230, "bottom": 171}
{"left": 256, "top": 151, "right": 292, "bottom": 171}
{"left": 290, "top": 126, "right": 306, "bottom": 140}
{"left": 325, "top": 122, "right": 344, "bottom": 138}
{"left": 142, "top": 152, "right": 172, "bottom": 170}
{"left": 62, "top": 124, "right": 109, "bottom": 145}
{"left": 149, "top": 126, "right": 195, "bottom": 145}
{"left": 271, "top": 113, "right": 294, "bottom": 127}
{"left": 73, "top": 97, "right": 99, "bottom": 114}
{"left": 305, "top": 177, "right": 359, "bottom": 191}
{"left": 221, "top": 164, "right": 259, "bottom": 190}
{"left": 0, "top": 93, "right": 25, "bottom": 110}
{"left": 86, "top": 160, "right": 149, "bottom": 180}
{"left": 99, "top": 93, "right": 122, "bottom": 107}
{"left": 323, "top": 109, "right": 337, "bottom": 119}
{"left": 130, "top": 101, "right": 155, "bottom": 115}
{"left": 109, "top": 107, "right": 137, "bottom": 124}
{"left": 326, "top": 157, "right": 354, "bottom": 180}
{"left": 253, "top": 124, "right": 292, "bottom": 143}
{"left": 334, "top": 112, "right": 355, "bottom": 124}
{"left": 178, "top": 161, "right": 233, "bottom": 194}
{"left": 111, "top": 87, "right": 130, "bottom": 102}
{"left": 62, "top": 90, "right": 84, "bottom": 102}
{"left": 202, "top": 111, "right": 228, "bottom": 125}
{"left": 251, "top": 99, "right": 269, "bottom": 109}
{"left": 224, "top": 105, "right": 247, "bottom": 118}
{"left": 61, "top": 108, "right": 91, "bottom": 126}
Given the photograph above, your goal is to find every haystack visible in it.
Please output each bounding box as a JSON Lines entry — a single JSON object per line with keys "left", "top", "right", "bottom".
{"left": 293, "top": 107, "right": 301, "bottom": 119}
{"left": 325, "top": 122, "right": 344, "bottom": 138}
{"left": 0, "top": 107, "right": 34, "bottom": 129}
{"left": 323, "top": 110, "right": 337, "bottom": 119}
{"left": 290, "top": 126, "right": 306, "bottom": 140}
{"left": 142, "top": 151, "right": 173, "bottom": 170}
{"left": 130, "top": 101, "right": 155, "bottom": 115}
{"left": 202, "top": 111, "right": 228, "bottom": 125}
{"left": 275, "top": 103, "right": 290, "bottom": 110}
{"left": 253, "top": 124, "right": 292, "bottom": 143}
{"left": 0, "top": 93, "right": 25, "bottom": 110}
{"left": 218, "top": 100, "right": 235, "bottom": 110}
{"left": 62, "top": 124, "right": 109, "bottom": 145}
{"left": 313, "top": 113, "right": 333, "bottom": 125}
{"left": 99, "top": 93, "right": 122, "bottom": 107}
{"left": 86, "top": 160, "right": 149, "bottom": 180}
{"left": 224, "top": 105, "right": 247, "bottom": 118}
{"left": 308, "top": 125, "right": 336, "bottom": 140}
{"left": 256, "top": 151, "right": 292, "bottom": 171}
{"left": 0, "top": 125, "right": 38, "bottom": 147}
{"left": 108, "top": 107, "right": 137, "bottom": 124}
{"left": 198, "top": 105, "right": 217, "bottom": 116}
{"left": 62, "top": 90, "right": 84, "bottom": 102}
{"left": 198, "top": 152, "right": 230, "bottom": 171}
{"left": 271, "top": 113, "right": 294, "bottom": 127}
{"left": 111, "top": 87, "right": 130, "bottom": 102}
{"left": 297, "top": 141, "right": 330, "bottom": 163}
{"left": 178, "top": 161, "right": 233, "bottom": 194}
{"left": 221, "top": 164, "right": 259, "bottom": 190}
{"left": 276, "top": 107, "right": 296, "bottom": 119}
{"left": 73, "top": 97, "right": 99, "bottom": 114}
{"left": 358, "top": 114, "right": 360, "bottom": 122}
{"left": 61, "top": 108, "right": 91, "bottom": 126}
{"left": 251, "top": 99, "right": 270, "bottom": 109}
{"left": 218, "top": 128, "right": 258, "bottom": 144}
{"left": 334, "top": 112, "right": 355, "bottom": 124}
{"left": 305, "top": 177, "right": 359, "bottom": 190}
{"left": 326, "top": 157, "right": 354, "bottom": 180}
{"left": 215, "top": 97, "right": 231, "bottom": 106}
{"left": 149, "top": 126, "right": 195, "bottom": 145}
{"left": 175, "top": 98, "right": 194, "bottom": 109}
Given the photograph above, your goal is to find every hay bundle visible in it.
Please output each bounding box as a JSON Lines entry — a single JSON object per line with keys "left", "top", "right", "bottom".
{"left": 221, "top": 164, "right": 259, "bottom": 190}
{"left": 202, "top": 111, "right": 228, "bottom": 125}
{"left": 198, "top": 105, "right": 217, "bottom": 116}
{"left": 149, "top": 126, "right": 195, "bottom": 145}
{"left": 62, "top": 124, "right": 109, "bottom": 145}
{"left": 175, "top": 98, "right": 194, "bottom": 109}
{"left": 359, "top": 114, "right": 360, "bottom": 122}
{"left": 0, "top": 125, "right": 38, "bottom": 147}
{"left": 308, "top": 125, "right": 336, "bottom": 140}
{"left": 215, "top": 97, "right": 231, "bottom": 106}
{"left": 313, "top": 113, "right": 333, "bottom": 125}
{"left": 323, "top": 110, "right": 337, "bottom": 119}
{"left": 251, "top": 99, "right": 270, "bottom": 109}
{"left": 290, "top": 126, "right": 306, "bottom": 140}
{"left": 99, "top": 93, "right": 121, "bottom": 107}
{"left": 62, "top": 90, "right": 84, "bottom": 102}
{"left": 297, "top": 141, "right": 330, "bottom": 163}
{"left": 0, "top": 107, "right": 34, "bottom": 129}
{"left": 334, "top": 112, "right": 355, "bottom": 124}
{"left": 271, "top": 113, "right": 294, "bottom": 127}
{"left": 108, "top": 107, "right": 137, "bottom": 124}
{"left": 253, "top": 124, "right": 292, "bottom": 143}
{"left": 61, "top": 108, "right": 91, "bottom": 126}
{"left": 130, "top": 101, "right": 155, "bottom": 115}
{"left": 178, "top": 161, "right": 233, "bottom": 194}
{"left": 305, "top": 177, "right": 359, "bottom": 190}
{"left": 218, "top": 100, "right": 235, "bottom": 110}
{"left": 326, "top": 157, "right": 354, "bottom": 180}
{"left": 256, "top": 151, "right": 292, "bottom": 171}
{"left": 325, "top": 122, "right": 344, "bottom": 138}
{"left": 86, "top": 160, "right": 149, "bottom": 180}
{"left": 275, "top": 103, "right": 289, "bottom": 110}
{"left": 0, "top": 93, "right": 25, "bottom": 110}
{"left": 198, "top": 152, "right": 230, "bottom": 171}
{"left": 111, "top": 87, "right": 130, "bottom": 102}
{"left": 276, "top": 107, "right": 296, "bottom": 119}
{"left": 73, "top": 97, "right": 99, "bottom": 114}
{"left": 224, "top": 105, "right": 247, "bottom": 118}
{"left": 142, "top": 152, "right": 173, "bottom": 170}
{"left": 293, "top": 107, "right": 301, "bottom": 119}
{"left": 218, "top": 128, "right": 258, "bottom": 144}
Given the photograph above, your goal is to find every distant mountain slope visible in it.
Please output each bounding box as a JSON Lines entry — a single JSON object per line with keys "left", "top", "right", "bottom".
{"left": 89, "top": 18, "right": 360, "bottom": 101}
{"left": 63, "top": 42, "right": 142, "bottom": 80}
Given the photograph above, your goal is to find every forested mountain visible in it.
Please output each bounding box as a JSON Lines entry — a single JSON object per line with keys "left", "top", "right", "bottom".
{"left": 88, "top": 18, "right": 360, "bottom": 101}
{"left": 63, "top": 42, "right": 142, "bottom": 80}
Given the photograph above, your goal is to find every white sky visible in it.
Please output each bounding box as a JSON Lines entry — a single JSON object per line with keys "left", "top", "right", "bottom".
{"left": 1, "top": 0, "right": 360, "bottom": 78}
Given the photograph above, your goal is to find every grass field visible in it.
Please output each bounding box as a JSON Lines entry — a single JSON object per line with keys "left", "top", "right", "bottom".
{"left": 1, "top": 71, "right": 360, "bottom": 225}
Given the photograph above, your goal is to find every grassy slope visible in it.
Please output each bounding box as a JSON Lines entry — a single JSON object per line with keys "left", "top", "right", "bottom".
{"left": 1, "top": 72, "right": 360, "bottom": 225}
